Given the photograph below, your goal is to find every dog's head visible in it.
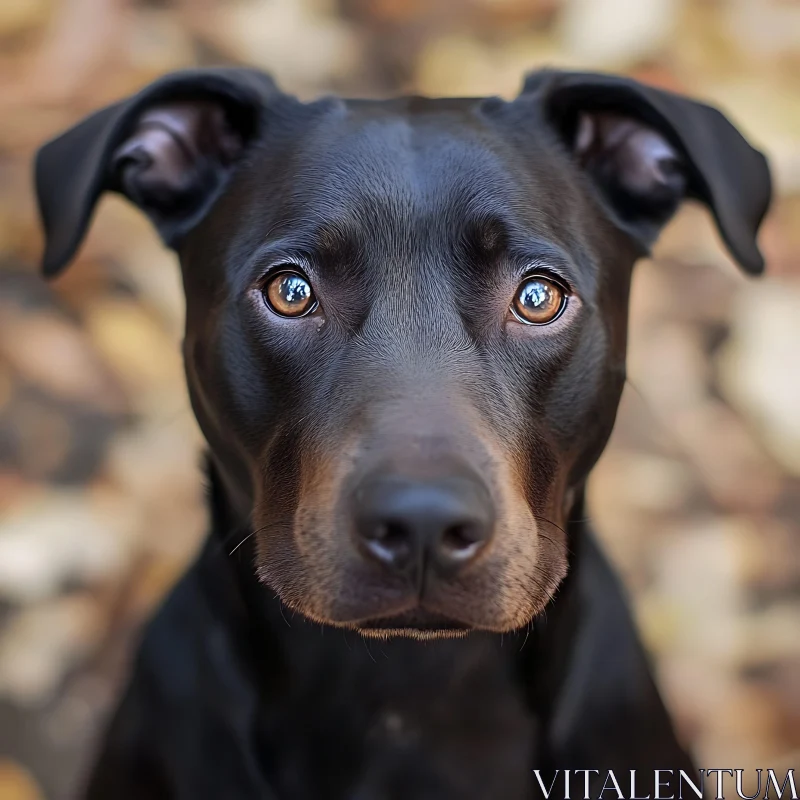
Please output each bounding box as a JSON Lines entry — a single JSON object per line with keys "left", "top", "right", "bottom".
{"left": 35, "top": 68, "right": 770, "bottom": 636}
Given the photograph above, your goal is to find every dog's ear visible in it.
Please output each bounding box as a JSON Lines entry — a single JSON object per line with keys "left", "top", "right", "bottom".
{"left": 35, "top": 68, "right": 279, "bottom": 278}
{"left": 522, "top": 70, "right": 772, "bottom": 274}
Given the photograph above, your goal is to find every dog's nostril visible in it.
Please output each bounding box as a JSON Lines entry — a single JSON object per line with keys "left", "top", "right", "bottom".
{"left": 362, "top": 521, "right": 413, "bottom": 565}
{"left": 440, "top": 523, "right": 486, "bottom": 560}
{"left": 367, "top": 521, "right": 409, "bottom": 546}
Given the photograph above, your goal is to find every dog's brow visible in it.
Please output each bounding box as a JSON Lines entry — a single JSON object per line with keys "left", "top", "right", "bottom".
{"left": 243, "top": 218, "right": 366, "bottom": 283}
{"left": 310, "top": 220, "right": 360, "bottom": 260}
{"left": 462, "top": 214, "right": 510, "bottom": 255}
{"left": 282, "top": 218, "right": 367, "bottom": 277}
{"left": 460, "top": 212, "right": 584, "bottom": 286}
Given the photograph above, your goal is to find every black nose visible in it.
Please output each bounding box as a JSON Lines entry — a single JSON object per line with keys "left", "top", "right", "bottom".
{"left": 352, "top": 473, "right": 495, "bottom": 577}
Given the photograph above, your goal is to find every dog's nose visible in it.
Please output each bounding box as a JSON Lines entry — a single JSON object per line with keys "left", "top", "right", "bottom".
{"left": 352, "top": 473, "right": 494, "bottom": 577}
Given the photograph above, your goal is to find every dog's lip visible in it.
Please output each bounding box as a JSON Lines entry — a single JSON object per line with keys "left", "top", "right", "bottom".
{"left": 355, "top": 608, "right": 472, "bottom": 633}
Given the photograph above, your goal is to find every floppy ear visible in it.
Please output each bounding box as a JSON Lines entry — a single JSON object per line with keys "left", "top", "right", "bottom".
{"left": 522, "top": 70, "right": 772, "bottom": 274}
{"left": 35, "top": 67, "right": 280, "bottom": 278}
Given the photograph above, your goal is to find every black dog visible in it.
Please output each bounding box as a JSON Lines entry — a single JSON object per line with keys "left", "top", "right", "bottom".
{"left": 35, "top": 67, "right": 770, "bottom": 799}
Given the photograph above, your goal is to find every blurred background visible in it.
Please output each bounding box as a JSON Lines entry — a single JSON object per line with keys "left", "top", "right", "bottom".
{"left": 0, "top": 0, "right": 798, "bottom": 797}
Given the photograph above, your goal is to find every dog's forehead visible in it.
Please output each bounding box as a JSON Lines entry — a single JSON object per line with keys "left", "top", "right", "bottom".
{"left": 272, "top": 95, "right": 562, "bottom": 224}
{"left": 219, "top": 94, "right": 600, "bottom": 291}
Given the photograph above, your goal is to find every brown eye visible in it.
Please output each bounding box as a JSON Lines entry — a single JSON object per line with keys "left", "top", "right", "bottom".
{"left": 510, "top": 276, "right": 566, "bottom": 325}
{"left": 263, "top": 271, "right": 317, "bottom": 318}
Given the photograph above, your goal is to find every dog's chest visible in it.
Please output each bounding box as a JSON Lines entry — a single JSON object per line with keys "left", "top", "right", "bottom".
{"left": 257, "top": 636, "right": 536, "bottom": 799}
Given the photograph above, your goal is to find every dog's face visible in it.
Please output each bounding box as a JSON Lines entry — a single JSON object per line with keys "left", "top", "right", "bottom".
{"left": 182, "top": 96, "right": 638, "bottom": 633}
{"left": 35, "top": 69, "right": 770, "bottom": 636}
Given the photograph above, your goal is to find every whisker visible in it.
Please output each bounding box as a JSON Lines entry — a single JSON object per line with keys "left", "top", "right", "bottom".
{"left": 228, "top": 529, "right": 257, "bottom": 556}
{"left": 531, "top": 514, "right": 568, "bottom": 537}
{"left": 518, "top": 623, "right": 531, "bottom": 653}
{"left": 531, "top": 515, "right": 576, "bottom": 558}
{"left": 362, "top": 638, "right": 377, "bottom": 663}
{"left": 227, "top": 521, "right": 283, "bottom": 556}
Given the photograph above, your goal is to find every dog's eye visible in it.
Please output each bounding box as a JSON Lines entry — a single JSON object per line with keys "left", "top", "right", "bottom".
{"left": 263, "top": 271, "right": 318, "bottom": 318}
{"left": 510, "top": 276, "right": 566, "bottom": 325}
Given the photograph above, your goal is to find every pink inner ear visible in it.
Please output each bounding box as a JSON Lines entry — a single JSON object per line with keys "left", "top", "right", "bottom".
{"left": 114, "top": 124, "right": 191, "bottom": 190}
{"left": 112, "top": 101, "right": 244, "bottom": 199}
{"left": 139, "top": 103, "right": 243, "bottom": 162}
{"left": 574, "top": 111, "right": 683, "bottom": 196}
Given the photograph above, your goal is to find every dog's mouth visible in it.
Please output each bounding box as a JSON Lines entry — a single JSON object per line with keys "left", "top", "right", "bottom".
{"left": 355, "top": 609, "right": 472, "bottom": 639}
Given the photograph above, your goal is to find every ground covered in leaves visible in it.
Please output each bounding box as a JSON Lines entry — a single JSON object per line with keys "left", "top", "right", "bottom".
{"left": 0, "top": 0, "right": 798, "bottom": 797}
